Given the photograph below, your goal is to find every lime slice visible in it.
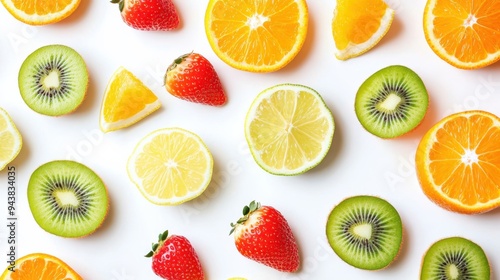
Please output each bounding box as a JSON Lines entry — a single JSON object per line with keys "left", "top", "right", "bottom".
{"left": 245, "top": 84, "right": 335, "bottom": 175}
{"left": 127, "top": 127, "right": 213, "bottom": 205}
{"left": 0, "top": 108, "right": 22, "bottom": 171}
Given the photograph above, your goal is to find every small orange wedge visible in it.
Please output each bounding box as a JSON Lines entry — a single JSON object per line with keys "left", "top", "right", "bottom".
{"left": 416, "top": 110, "right": 500, "bottom": 214}
{"left": 100, "top": 67, "right": 161, "bottom": 133}
{"left": 423, "top": 0, "right": 500, "bottom": 69}
{"left": 0, "top": 0, "right": 81, "bottom": 25}
{"left": 0, "top": 253, "right": 82, "bottom": 280}
{"left": 332, "top": 0, "right": 395, "bottom": 60}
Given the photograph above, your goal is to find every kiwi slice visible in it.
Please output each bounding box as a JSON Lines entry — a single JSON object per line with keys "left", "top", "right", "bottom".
{"left": 421, "top": 237, "right": 490, "bottom": 280}
{"left": 326, "top": 195, "right": 403, "bottom": 270}
{"left": 18, "top": 44, "right": 88, "bottom": 116}
{"left": 355, "top": 65, "right": 428, "bottom": 138}
{"left": 27, "top": 160, "right": 109, "bottom": 238}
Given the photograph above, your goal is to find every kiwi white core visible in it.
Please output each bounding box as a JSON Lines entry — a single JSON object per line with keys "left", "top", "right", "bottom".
{"left": 353, "top": 223, "right": 372, "bottom": 239}
{"left": 43, "top": 70, "right": 61, "bottom": 89}
{"left": 378, "top": 93, "right": 401, "bottom": 111}
{"left": 55, "top": 190, "right": 79, "bottom": 207}
{"left": 448, "top": 264, "right": 459, "bottom": 279}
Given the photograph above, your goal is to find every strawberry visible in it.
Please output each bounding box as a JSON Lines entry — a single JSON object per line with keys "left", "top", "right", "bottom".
{"left": 230, "top": 201, "right": 300, "bottom": 272}
{"left": 113, "top": 0, "right": 179, "bottom": 31}
{"left": 164, "top": 52, "right": 227, "bottom": 106}
{"left": 145, "top": 230, "right": 205, "bottom": 280}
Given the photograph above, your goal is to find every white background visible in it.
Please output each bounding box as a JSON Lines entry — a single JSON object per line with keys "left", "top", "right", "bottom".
{"left": 1, "top": 0, "right": 500, "bottom": 279}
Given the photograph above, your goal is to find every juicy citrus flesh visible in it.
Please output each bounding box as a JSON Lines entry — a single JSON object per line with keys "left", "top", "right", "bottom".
{"left": 1, "top": 0, "right": 81, "bottom": 25}
{"left": 332, "top": 0, "right": 394, "bottom": 60}
{"left": 0, "top": 253, "right": 82, "bottom": 280}
{"left": 423, "top": 0, "right": 500, "bottom": 69}
{"left": 205, "top": 0, "right": 308, "bottom": 72}
{"left": 245, "top": 84, "right": 334, "bottom": 175}
{"left": 416, "top": 110, "right": 500, "bottom": 214}
{"left": 0, "top": 108, "right": 22, "bottom": 171}
{"left": 100, "top": 67, "right": 161, "bottom": 132}
{"left": 127, "top": 128, "right": 213, "bottom": 205}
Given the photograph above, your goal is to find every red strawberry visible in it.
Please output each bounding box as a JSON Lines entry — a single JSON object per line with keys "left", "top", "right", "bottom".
{"left": 113, "top": 0, "right": 179, "bottom": 31}
{"left": 145, "top": 230, "right": 205, "bottom": 280}
{"left": 230, "top": 201, "right": 300, "bottom": 272}
{"left": 164, "top": 52, "right": 227, "bottom": 106}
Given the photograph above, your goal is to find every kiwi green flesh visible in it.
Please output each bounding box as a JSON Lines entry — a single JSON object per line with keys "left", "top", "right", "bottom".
{"left": 421, "top": 237, "right": 490, "bottom": 280}
{"left": 28, "top": 160, "right": 108, "bottom": 238}
{"left": 355, "top": 65, "right": 428, "bottom": 138}
{"left": 19, "top": 44, "right": 88, "bottom": 116}
{"left": 326, "top": 195, "right": 403, "bottom": 270}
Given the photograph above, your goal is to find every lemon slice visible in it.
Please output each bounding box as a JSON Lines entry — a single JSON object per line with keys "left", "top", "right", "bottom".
{"left": 127, "top": 127, "right": 213, "bottom": 205}
{"left": 100, "top": 67, "right": 161, "bottom": 133}
{"left": 0, "top": 108, "right": 22, "bottom": 171}
{"left": 332, "top": 0, "right": 395, "bottom": 60}
{"left": 245, "top": 84, "right": 335, "bottom": 175}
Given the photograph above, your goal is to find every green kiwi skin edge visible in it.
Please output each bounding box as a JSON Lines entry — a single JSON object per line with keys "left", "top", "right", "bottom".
{"left": 355, "top": 65, "right": 429, "bottom": 139}
{"left": 325, "top": 195, "right": 403, "bottom": 271}
{"left": 18, "top": 44, "right": 89, "bottom": 117}
{"left": 420, "top": 237, "right": 490, "bottom": 280}
{"left": 27, "top": 160, "right": 109, "bottom": 238}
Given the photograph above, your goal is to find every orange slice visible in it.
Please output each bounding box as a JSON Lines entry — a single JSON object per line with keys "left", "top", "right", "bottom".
{"left": 0, "top": 253, "right": 82, "bottom": 280}
{"left": 332, "top": 0, "right": 395, "bottom": 60}
{"left": 0, "top": 0, "right": 81, "bottom": 25}
{"left": 415, "top": 110, "right": 500, "bottom": 214}
{"left": 423, "top": 0, "right": 500, "bottom": 69}
{"left": 204, "top": 0, "right": 308, "bottom": 72}
{"left": 100, "top": 67, "right": 161, "bottom": 133}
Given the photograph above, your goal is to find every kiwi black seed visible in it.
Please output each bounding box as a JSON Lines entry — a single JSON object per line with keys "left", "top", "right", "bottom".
{"left": 326, "top": 195, "right": 403, "bottom": 270}
{"left": 27, "top": 160, "right": 109, "bottom": 238}
{"left": 355, "top": 65, "right": 429, "bottom": 138}
{"left": 421, "top": 237, "right": 490, "bottom": 280}
{"left": 18, "top": 44, "right": 88, "bottom": 116}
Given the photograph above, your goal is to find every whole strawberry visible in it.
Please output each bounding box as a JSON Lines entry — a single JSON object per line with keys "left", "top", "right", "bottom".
{"left": 145, "top": 230, "right": 205, "bottom": 280}
{"left": 230, "top": 201, "right": 300, "bottom": 272}
{"left": 164, "top": 52, "right": 227, "bottom": 106}
{"left": 113, "top": 0, "right": 179, "bottom": 31}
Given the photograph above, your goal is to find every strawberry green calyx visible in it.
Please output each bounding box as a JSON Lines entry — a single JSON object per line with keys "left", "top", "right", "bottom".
{"left": 230, "top": 201, "right": 261, "bottom": 235}
{"left": 145, "top": 229, "right": 169, "bottom": 257}
{"left": 110, "top": 0, "right": 124, "bottom": 12}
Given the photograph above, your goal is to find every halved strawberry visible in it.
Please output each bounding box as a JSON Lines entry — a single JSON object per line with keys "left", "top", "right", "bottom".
{"left": 113, "top": 0, "right": 179, "bottom": 31}
{"left": 164, "top": 52, "right": 227, "bottom": 106}
{"left": 230, "top": 201, "right": 301, "bottom": 272}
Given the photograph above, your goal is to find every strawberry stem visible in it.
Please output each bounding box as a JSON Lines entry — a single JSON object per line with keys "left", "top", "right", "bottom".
{"left": 229, "top": 201, "right": 261, "bottom": 235}
{"left": 145, "top": 230, "right": 169, "bottom": 257}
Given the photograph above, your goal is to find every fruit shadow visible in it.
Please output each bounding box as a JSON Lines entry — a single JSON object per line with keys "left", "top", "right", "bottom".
{"left": 275, "top": 9, "right": 316, "bottom": 74}
{"left": 72, "top": 71, "right": 101, "bottom": 117}
{"left": 373, "top": 16, "right": 404, "bottom": 52}
{"left": 54, "top": 0, "right": 92, "bottom": 26}
{"left": 86, "top": 189, "right": 116, "bottom": 239}
{"left": 389, "top": 223, "right": 411, "bottom": 271}
{"left": 183, "top": 155, "right": 225, "bottom": 207}
{"left": 397, "top": 90, "right": 440, "bottom": 142}
{"left": 303, "top": 106, "right": 344, "bottom": 176}
{"left": 11, "top": 125, "right": 31, "bottom": 169}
